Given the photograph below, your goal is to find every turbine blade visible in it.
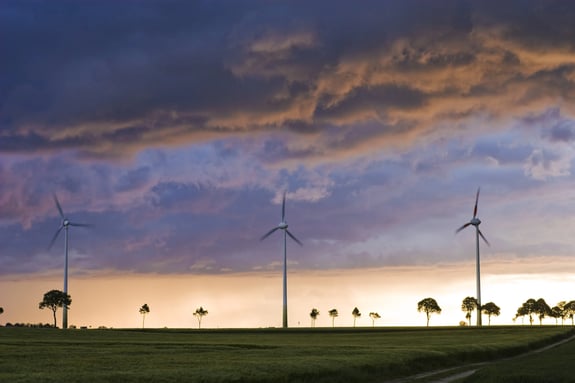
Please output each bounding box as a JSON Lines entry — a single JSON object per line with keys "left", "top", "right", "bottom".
{"left": 282, "top": 191, "right": 286, "bottom": 221}
{"left": 53, "top": 194, "right": 65, "bottom": 219}
{"left": 473, "top": 187, "right": 480, "bottom": 218}
{"left": 286, "top": 230, "right": 303, "bottom": 246}
{"left": 69, "top": 222, "right": 92, "bottom": 228}
{"left": 455, "top": 222, "right": 471, "bottom": 234}
{"left": 48, "top": 226, "right": 64, "bottom": 250}
{"left": 260, "top": 227, "right": 280, "bottom": 241}
{"left": 478, "top": 229, "right": 490, "bottom": 246}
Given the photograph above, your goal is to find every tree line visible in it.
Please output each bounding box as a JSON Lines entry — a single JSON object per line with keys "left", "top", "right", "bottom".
{"left": 458, "top": 297, "right": 500, "bottom": 326}
{"left": 418, "top": 297, "right": 575, "bottom": 327}
{"left": 309, "top": 297, "right": 575, "bottom": 328}
{"left": 310, "top": 307, "right": 383, "bottom": 328}
{"left": 6, "top": 290, "right": 575, "bottom": 329}
{"left": 514, "top": 298, "right": 575, "bottom": 326}
{"left": 138, "top": 304, "right": 209, "bottom": 329}
{"left": 7, "top": 289, "right": 210, "bottom": 329}
{"left": 309, "top": 298, "right": 491, "bottom": 328}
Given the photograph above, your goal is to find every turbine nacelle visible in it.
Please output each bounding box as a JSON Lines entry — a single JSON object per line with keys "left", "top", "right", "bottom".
{"left": 48, "top": 194, "right": 92, "bottom": 250}
{"left": 455, "top": 188, "right": 489, "bottom": 246}
{"left": 260, "top": 192, "right": 302, "bottom": 246}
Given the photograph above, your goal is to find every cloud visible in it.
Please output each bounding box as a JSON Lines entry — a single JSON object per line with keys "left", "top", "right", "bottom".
{"left": 548, "top": 122, "right": 575, "bottom": 142}
{"left": 523, "top": 148, "right": 572, "bottom": 180}
{"left": 115, "top": 167, "right": 152, "bottom": 192}
{"left": 4, "top": 1, "right": 575, "bottom": 279}
{"left": 1, "top": 1, "right": 575, "bottom": 163}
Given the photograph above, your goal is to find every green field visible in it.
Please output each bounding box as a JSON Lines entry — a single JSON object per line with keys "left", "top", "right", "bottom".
{"left": 462, "top": 330, "right": 575, "bottom": 383}
{"left": 0, "top": 326, "right": 572, "bottom": 383}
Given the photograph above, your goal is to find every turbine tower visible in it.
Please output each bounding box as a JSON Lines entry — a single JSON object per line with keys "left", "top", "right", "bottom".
{"left": 260, "top": 191, "right": 302, "bottom": 328}
{"left": 48, "top": 194, "right": 91, "bottom": 329}
{"left": 456, "top": 187, "right": 490, "bottom": 327}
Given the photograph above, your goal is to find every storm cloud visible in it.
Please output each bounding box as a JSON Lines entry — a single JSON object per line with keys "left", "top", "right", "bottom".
{"left": 2, "top": 1, "right": 575, "bottom": 160}
{"left": 2, "top": 1, "right": 575, "bottom": 277}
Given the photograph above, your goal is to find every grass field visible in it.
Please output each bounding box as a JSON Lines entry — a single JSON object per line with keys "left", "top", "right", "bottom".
{"left": 462, "top": 329, "right": 575, "bottom": 383}
{"left": 0, "top": 326, "right": 572, "bottom": 383}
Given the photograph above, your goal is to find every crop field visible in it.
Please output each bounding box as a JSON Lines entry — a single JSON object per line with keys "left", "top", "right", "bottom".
{"left": 0, "top": 326, "right": 573, "bottom": 383}
{"left": 462, "top": 329, "right": 575, "bottom": 383}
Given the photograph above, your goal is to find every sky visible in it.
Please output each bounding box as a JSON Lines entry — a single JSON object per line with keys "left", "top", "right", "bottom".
{"left": 2, "top": 0, "right": 575, "bottom": 329}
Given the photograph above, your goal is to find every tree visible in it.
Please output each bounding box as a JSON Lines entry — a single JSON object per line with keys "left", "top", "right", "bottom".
{"left": 139, "top": 304, "right": 150, "bottom": 329}
{"left": 516, "top": 299, "right": 537, "bottom": 326}
{"left": 352, "top": 307, "right": 361, "bottom": 327}
{"left": 535, "top": 298, "right": 551, "bottom": 325}
{"left": 39, "top": 290, "right": 71, "bottom": 328}
{"left": 555, "top": 301, "right": 567, "bottom": 326}
{"left": 369, "top": 312, "right": 381, "bottom": 327}
{"left": 514, "top": 304, "right": 529, "bottom": 325}
{"left": 461, "top": 297, "right": 478, "bottom": 326}
{"left": 328, "top": 309, "right": 338, "bottom": 328}
{"left": 193, "top": 307, "right": 208, "bottom": 329}
{"left": 310, "top": 308, "right": 319, "bottom": 328}
{"left": 551, "top": 305, "right": 564, "bottom": 326}
{"left": 417, "top": 298, "right": 441, "bottom": 327}
{"left": 564, "top": 300, "right": 575, "bottom": 326}
{"left": 482, "top": 302, "right": 500, "bottom": 325}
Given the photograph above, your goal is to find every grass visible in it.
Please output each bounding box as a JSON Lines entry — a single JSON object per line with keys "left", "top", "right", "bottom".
{"left": 0, "top": 326, "right": 572, "bottom": 383}
{"left": 462, "top": 328, "right": 575, "bottom": 383}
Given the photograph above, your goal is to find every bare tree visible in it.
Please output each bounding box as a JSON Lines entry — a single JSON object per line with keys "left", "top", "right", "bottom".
{"left": 310, "top": 308, "right": 319, "bottom": 328}
{"left": 193, "top": 307, "right": 208, "bottom": 329}
{"left": 328, "top": 309, "right": 338, "bottom": 328}
{"left": 139, "top": 304, "right": 150, "bottom": 328}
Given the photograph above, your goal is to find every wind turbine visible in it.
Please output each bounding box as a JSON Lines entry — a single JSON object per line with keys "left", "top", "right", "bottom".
{"left": 456, "top": 187, "right": 490, "bottom": 327}
{"left": 48, "top": 194, "right": 91, "bottom": 329}
{"left": 260, "top": 191, "right": 302, "bottom": 328}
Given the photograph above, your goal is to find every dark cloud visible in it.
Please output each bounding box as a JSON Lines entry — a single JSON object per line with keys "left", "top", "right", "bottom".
{"left": 471, "top": 137, "right": 532, "bottom": 165}
{"left": 547, "top": 121, "right": 575, "bottom": 143}
{"left": 3, "top": 0, "right": 575, "bottom": 278}
{"left": 522, "top": 108, "right": 575, "bottom": 143}
{"left": 115, "top": 167, "right": 151, "bottom": 192}
{"left": 315, "top": 84, "right": 427, "bottom": 121}
{"left": 148, "top": 182, "right": 209, "bottom": 210}
{"left": 2, "top": 0, "right": 575, "bottom": 160}
{"left": 476, "top": 0, "right": 575, "bottom": 47}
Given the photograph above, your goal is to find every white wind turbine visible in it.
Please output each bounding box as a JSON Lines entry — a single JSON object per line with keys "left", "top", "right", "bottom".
{"left": 455, "top": 187, "right": 490, "bottom": 327}
{"left": 260, "top": 191, "right": 302, "bottom": 329}
{"left": 48, "top": 194, "right": 91, "bottom": 329}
